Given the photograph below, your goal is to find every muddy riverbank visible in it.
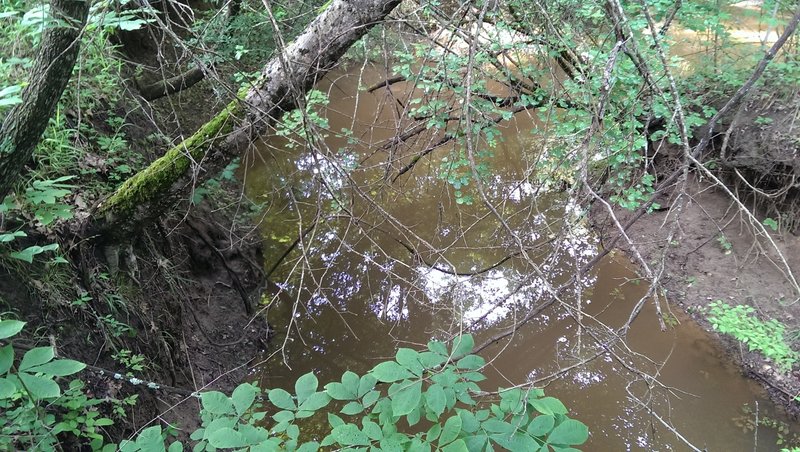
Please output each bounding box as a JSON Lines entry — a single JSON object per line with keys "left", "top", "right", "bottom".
{"left": 591, "top": 175, "right": 800, "bottom": 419}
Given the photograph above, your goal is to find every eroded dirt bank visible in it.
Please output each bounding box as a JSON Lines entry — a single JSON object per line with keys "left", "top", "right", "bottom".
{"left": 591, "top": 176, "right": 800, "bottom": 417}
{"left": 1, "top": 200, "right": 270, "bottom": 440}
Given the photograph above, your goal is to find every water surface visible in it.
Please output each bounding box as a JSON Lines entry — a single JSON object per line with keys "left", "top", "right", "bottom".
{"left": 242, "top": 65, "right": 797, "bottom": 450}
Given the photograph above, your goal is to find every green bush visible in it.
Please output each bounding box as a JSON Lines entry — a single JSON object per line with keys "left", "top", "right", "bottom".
{"left": 0, "top": 318, "right": 115, "bottom": 451}
{"left": 123, "top": 334, "right": 588, "bottom": 451}
{"left": 708, "top": 301, "right": 799, "bottom": 373}
{"left": 2, "top": 315, "right": 588, "bottom": 451}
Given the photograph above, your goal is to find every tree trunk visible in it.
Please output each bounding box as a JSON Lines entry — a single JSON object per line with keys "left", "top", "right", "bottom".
{"left": 94, "top": 0, "right": 401, "bottom": 240}
{"left": 0, "top": 0, "right": 90, "bottom": 200}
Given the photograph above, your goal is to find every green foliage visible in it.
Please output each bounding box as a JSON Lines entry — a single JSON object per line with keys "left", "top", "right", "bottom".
{"left": 0, "top": 84, "right": 23, "bottom": 110}
{"left": 708, "top": 301, "right": 799, "bottom": 373}
{"left": 0, "top": 175, "right": 73, "bottom": 264}
{"left": 0, "top": 317, "right": 118, "bottom": 451}
{"left": 275, "top": 90, "right": 331, "bottom": 148}
{"left": 716, "top": 234, "right": 732, "bottom": 255}
{"left": 88, "top": 0, "right": 156, "bottom": 32}
{"left": 763, "top": 217, "right": 779, "bottom": 232}
{"left": 122, "top": 334, "right": 588, "bottom": 451}
{"left": 113, "top": 349, "right": 147, "bottom": 377}
{"left": 192, "top": 159, "right": 241, "bottom": 205}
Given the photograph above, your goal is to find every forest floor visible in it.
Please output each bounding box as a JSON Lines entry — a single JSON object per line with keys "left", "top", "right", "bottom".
{"left": 591, "top": 175, "right": 800, "bottom": 418}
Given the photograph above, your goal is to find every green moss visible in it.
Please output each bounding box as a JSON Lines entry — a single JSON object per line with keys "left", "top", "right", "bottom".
{"left": 99, "top": 100, "right": 241, "bottom": 222}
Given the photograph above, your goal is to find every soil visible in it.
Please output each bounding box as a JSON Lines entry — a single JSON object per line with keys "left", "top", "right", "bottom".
{"left": 591, "top": 175, "right": 800, "bottom": 418}
{"left": 1, "top": 194, "right": 271, "bottom": 442}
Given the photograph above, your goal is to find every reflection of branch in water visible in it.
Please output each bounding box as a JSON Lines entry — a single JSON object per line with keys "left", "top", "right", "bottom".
{"left": 265, "top": 218, "right": 319, "bottom": 279}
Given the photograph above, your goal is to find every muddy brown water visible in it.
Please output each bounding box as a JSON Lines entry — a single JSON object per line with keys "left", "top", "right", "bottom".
{"left": 242, "top": 62, "right": 798, "bottom": 450}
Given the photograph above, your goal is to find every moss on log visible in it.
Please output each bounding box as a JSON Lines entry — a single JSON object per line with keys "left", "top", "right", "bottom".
{"left": 97, "top": 100, "right": 239, "bottom": 229}
{"left": 92, "top": 0, "right": 402, "bottom": 241}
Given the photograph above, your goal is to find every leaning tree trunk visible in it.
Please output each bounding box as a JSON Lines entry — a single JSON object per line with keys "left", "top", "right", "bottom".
{"left": 93, "top": 0, "right": 401, "bottom": 240}
{"left": 0, "top": 0, "right": 90, "bottom": 200}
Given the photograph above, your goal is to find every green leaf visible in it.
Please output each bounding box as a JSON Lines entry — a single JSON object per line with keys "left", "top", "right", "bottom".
{"left": 451, "top": 335, "right": 474, "bottom": 359}
{"left": 425, "top": 384, "right": 446, "bottom": 417}
{"left": 295, "top": 372, "right": 318, "bottom": 405}
{"left": 371, "top": 361, "right": 413, "bottom": 382}
{"left": 531, "top": 397, "right": 568, "bottom": 416}
{"left": 439, "top": 414, "right": 462, "bottom": 445}
{"left": 362, "top": 420, "right": 382, "bottom": 440}
{"left": 528, "top": 415, "right": 555, "bottom": 437}
{"left": 428, "top": 340, "right": 448, "bottom": 357}
{"left": 498, "top": 432, "right": 539, "bottom": 451}
{"left": 396, "top": 348, "right": 424, "bottom": 376}
{"left": 358, "top": 374, "right": 376, "bottom": 397}
{"left": 331, "top": 423, "right": 371, "bottom": 446}
{"left": 136, "top": 426, "right": 165, "bottom": 451}
{"left": 418, "top": 351, "right": 447, "bottom": 369}
{"left": 19, "top": 372, "right": 60, "bottom": 399}
{"left": 208, "top": 427, "right": 248, "bottom": 448}
{"left": 272, "top": 410, "right": 295, "bottom": 423}
{"left": 463, "top": 434, "right": 489, "bottom": 451}
{"left": 441, "top": 438, "right": 468, "bottom": 452}
{"left": 298, "top": 391, "right": 330, "bottom": 411}
{"left": 362, "top": 389, "right": 381, "bottom": 408}
{"left": 341, "top": 401, "right": 364, "bottom": 415}
{"left": 0, "top": 231, "right": 25, "bottom": 243}
{"left": 391, "top": 380, "right": 422, "bottom": 417}
{"left": 297, "top": 442, "right": 320, "bottom": 452}
{"left": 456, "top": 355, "right": 484, "bottom": 370}
{"left": 328, "top": 413, "right": 345, "bottom": 427}
{"left": 427, "top": 423, "right": 442, "bottom": 442}
{"left": 201, "top": 391, "right": 234, "bottom": 415}
{"left": 20, "top": 346, "right": 54, "bottom": 371}
{"left": 482, "top": 419, "right": 513, "bottom": 434}
{"left": 341, "top": 370, "right": 360, "bottom": 394}
{"left": 0, "top": 319, "right": 26, "bottom": 340}
{"left": 458, "top": 410, "right": 479, "bottom": 433}
{"left": 10, "top": 245, "right": 56, "bottom": 263}
{"left": 547, "top": 419, "right": 589, "bottom": 446}
{"left": 168, "top": 441, "right": 183, "bottom": 452}
{"left": 325, "top": 381, "right": 356, "bottom": 400}
{"left": 232, "top": 383, "right": 257, "bottom": 416}
{"left": 268, "top": 388, "right": 296, "bottom": 410}
{"left": 763, "top": 218, "right": 779, "bottom": 231}
{"left": 27, "top": 359, "right": 85, "bottom": 376}
{"left": 0, "top": 344, "right": 13, "bottom": 374}
{"left": 409, "top": 437, "right": 433, "bottom": 452}
{"left": 0, "top": 377, "right": 16, "bottom": 398}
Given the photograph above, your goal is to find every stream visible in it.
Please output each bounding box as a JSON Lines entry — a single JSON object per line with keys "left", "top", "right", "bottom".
{"left": 241, "top": 57, "right": 798, "bottom": 450}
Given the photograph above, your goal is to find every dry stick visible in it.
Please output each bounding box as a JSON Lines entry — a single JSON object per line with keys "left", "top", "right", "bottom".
{"left": 392, "top": 103, "right": 533, "bottom": 182}
{"left": 366, "top": 75, "right": 407, "bottom": 93}
{"left": 656, "top": 0, "right": 682, "bottom": 39}
{"left": 265, "top": 218, "right": 319, "bottom": 279}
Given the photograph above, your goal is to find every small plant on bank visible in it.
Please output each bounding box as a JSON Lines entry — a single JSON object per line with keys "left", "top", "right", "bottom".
{"left": 707, "top": 301, "right": 799, "bottom": 373}
{"left": 0, "top": 175, "right": 74, "bottom": 264}
{"left": 716, "top": 234, "right": 732, "bottom": 255}
{"left": 0, "top": 317, "right": 116, "bottom": 451}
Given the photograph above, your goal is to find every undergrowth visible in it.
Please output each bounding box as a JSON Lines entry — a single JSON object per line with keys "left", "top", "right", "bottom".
{"left": 707, "top": 301, "right": 799, "bottom": 373}
{"left": 1, "top": 322, "right": 589, "bottom": 451}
